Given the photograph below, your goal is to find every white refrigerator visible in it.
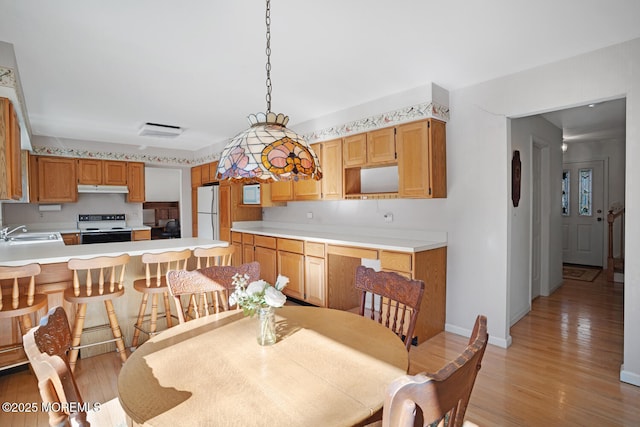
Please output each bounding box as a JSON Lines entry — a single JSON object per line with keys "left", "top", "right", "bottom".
{"left": 197, "top": 185, "right": 219, "bottom": 240}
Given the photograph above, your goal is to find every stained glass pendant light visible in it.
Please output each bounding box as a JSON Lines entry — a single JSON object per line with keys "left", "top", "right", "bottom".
{"left": 216, "top": 0, "right": 322, "bottom": 182}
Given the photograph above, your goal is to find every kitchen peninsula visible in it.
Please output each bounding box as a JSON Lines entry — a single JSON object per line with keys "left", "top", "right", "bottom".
{"left": 230, "top": 221, "right": 447, "bottom": 343}
{"left": 0, "top": 237, "right": 228, "bottom": 368}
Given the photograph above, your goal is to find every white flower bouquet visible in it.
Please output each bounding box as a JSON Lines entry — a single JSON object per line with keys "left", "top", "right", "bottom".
{"left": 229, "top": 273, "right": 289, "bottom": 317}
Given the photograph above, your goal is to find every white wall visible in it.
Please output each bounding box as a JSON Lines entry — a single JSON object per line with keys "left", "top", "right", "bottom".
{"left": 268, "top": 37, "right": 640, "bottom": 385}
{"left": 145, "top": 167, "right": 181, "bottom": 202}
{"left": 509, "top": 115, "right": 563, "bottom": 326}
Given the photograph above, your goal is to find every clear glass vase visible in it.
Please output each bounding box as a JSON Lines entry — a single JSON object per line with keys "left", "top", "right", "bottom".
{"left": 257, "top": 306, "right": 276, "bottom": 346}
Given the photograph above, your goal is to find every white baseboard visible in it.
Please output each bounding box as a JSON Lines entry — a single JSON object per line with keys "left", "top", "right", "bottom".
{"left": 445, "top": 322, "right": 511, "bottom": 349}
{"left": 620, "top": 365, "right": 640, "bottom": 387}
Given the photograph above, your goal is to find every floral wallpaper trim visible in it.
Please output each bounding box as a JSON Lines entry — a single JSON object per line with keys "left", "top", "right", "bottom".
{"left": 303, "top": 101, "right": 450, "bottom": 143}
{"left": 0, "top": 66, "right": 17, "bottom": 89}
{"left": 31, "top": 145, "right": 195, "bottom": 166}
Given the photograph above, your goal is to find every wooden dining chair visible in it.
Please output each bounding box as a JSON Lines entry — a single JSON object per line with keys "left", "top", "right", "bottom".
{"left": 130, "top": 249, "right": 192, "bottom": 349}
{"left": 194, "top": 245, "right": 235, "bottom": 268}
{"left": 354, "top": 265, "right": 425, "bottom": 351}
{"left": 63, "top": 254, "right": 130, "bottom": 371}
{"left": 381, "top": 315, "right": 489, "bottom": 427}
{"left": 23, "top": 306, "right": 127, "bottom": 427}
{"left": 167, "top": 261, "right": 260, "bottom": 323}
{"left": 0, "top": 263, "right": 47, "bottom": 370}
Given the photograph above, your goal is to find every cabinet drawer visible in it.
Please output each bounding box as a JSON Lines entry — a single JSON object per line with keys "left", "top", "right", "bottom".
{"left": 327, "top": 245, "right": 378, "bottom": 260}
{"left": 277, "top": 238, "right": 304, "bottom": 254}
{"left": 254, "top": 235, "right": 277, "bottom": 249}
{"left": 305, "top": 241, "right": 325, "bottom": 258}
{"left": 231, "top": 231, "right": 242, "bottom": 243}
{"left": 380, "top": 251, "right": 412, "bottom": 273}
{"left": 242, "top": 233, "right": 255, "bottom": 245}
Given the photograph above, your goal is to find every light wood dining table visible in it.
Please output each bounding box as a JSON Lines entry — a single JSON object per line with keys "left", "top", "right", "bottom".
{"left": 117, "top": 305, "right": 409, "bottom": 426}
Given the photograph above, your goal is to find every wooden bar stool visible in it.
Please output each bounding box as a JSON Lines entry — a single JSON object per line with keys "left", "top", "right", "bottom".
{"left": 63, "top": 254, "right": 130, "bottom": 372}
{"left": 194, "top": 245, "right": 235, "bottom": 268}
{"left": 130, "top": 249, "right": 191, "bottom": 350}
{"left": 193, "top": 246, "right": 235, "bottom": 312}
{"left": 0, "top": 263, "right": 47, "bottom": 370}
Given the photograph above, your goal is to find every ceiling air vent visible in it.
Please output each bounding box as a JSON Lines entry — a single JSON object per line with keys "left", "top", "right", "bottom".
{"left": 139, "top": 122, "right": 183, "bottom": 138}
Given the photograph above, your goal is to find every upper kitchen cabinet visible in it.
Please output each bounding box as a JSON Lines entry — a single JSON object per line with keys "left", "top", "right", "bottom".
{"left": 30, "top": 156, "right": 78, "bottom": 203}
{"left": 320, "top": 138, "right": 343, "bottom": 200}
{"left": 342, "top": 127, "right": 395, "bottom": 168}
{"left": 292, "top": 142, "right": 322, "bottom": 201}
{"left": 191, "top": 161, "right": 219, "bottom": 187}
{"left": 127, "top": 162, "right": 145, "bottom": 202}
{"left": 0, "top": 97, "right": 22, "bottom": 200}
{"left": 397, "top": 118, "right": 447, "bottom": 198}
{"left": 77, "top": 159, "right": 127, "bottom": 185}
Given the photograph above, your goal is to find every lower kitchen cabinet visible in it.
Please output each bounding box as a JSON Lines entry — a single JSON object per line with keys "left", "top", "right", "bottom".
{"left": 242, "top": 233, "right": 255, "bottom": 263}
{"left": 132, "top": 229, "right": 151, "bottom": 241}
{"left": 230, "top": 230, "right": 445, "bottom": 343}
{"left": 254, "top": 235, "right": 277, "bottom": 284}
{"left": 304, "top": 255, "right": 326, "bottom": 306}
{"left": 277, "top": 244, "right": 305, "bottom": 301}
{"left": 231, "top": 232, "right": 243, "bottom": 266}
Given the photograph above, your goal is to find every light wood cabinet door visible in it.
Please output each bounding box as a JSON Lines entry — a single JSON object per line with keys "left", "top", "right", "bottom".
{"left": 255, "top": 246, "right": 277, "bottom": 284}
{"left": 77, "top": 159, "right": 103, "bottom": 184}
{"left": 200, "top": 163, "right": 211, "bottom": 185}
{"left": 397, "top": 119, "right": 446, "bottom": 198}
{"left": 36, "top": 156, "right": 77, "bottom": 203}
{"left": 0, "top": 98, "right": 22, "bottom": 200}
{"left": 343, "top": 133, "right": 367, "bottom": 167}
{"left": 293, "top": 143, "right": 321, "bottom": 200}
{"left": 270, "top": 181, "right": 293, "bottom": 202}
{"left": 218, "top": 183, "right": 231, "bottom": 242}
{"left": 243, "top": 244, "right": 255, "bottom": 264}
{"left": 367, "top": 127, "right": 396, "bottom": 165}
{"left": 305, "top": 255, "right": 326, "bottom": 307}
{"left": 231, "top": 241, "right": 243, "bottom": 266}
{"left": 132, "top": 229, "right": 151, "bottom": 241}
{"left": 320, "top": 139, "right": 343, "bottom": 200}
{"left": 104, "top": 160, "right": 127, "bottom": 185}
{"left": 126, "top": 162, "right": 145, "bottom": 202}
{"left": 278, "top": 250, "right": 305, "bottom": 301}
{"left": 191, "top": 166, "right": 202, "bottom": 188}
{"left": 208, "top": 161, "right": 219, "bottom": 183}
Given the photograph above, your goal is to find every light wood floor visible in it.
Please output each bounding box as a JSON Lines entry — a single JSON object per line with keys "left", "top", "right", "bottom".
{"left": 1, "top": 270, "right": 639, "bottom": 426}
{"left": 410, "top": 270, "right": 640, "bottom": 426}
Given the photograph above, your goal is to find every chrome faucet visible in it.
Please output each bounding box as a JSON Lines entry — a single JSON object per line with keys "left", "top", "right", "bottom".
{"left": 1, "top": 225, "right": 27, "bottom": 241}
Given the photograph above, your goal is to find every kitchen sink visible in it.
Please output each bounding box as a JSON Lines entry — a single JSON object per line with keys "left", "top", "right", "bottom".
{"left": 6, "top": 232, "right": 63, "bottom": 245}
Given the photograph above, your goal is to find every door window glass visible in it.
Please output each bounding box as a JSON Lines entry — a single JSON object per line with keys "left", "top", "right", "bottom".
{"left": 562, "top": 170, "right": 570, "bottom": 216}
{"left": 579, "top": 168, "right": 593, "bottom": 216}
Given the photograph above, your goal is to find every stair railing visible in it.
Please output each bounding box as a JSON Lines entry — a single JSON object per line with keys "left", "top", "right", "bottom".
{"left": 607, "top": 207, "right": 625, "bottom": 281}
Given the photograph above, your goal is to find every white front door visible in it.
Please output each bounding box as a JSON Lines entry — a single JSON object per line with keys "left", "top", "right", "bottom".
{"left": 562, "top": 160, "right": 605, "bottom": 266}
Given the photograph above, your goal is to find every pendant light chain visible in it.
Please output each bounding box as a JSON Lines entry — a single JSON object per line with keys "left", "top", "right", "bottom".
{"left": 265, "top": 0, "right": 272, "bottom": 114}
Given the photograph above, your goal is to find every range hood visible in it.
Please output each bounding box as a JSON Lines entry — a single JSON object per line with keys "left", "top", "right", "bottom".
{"left": 77, "top": 184, "right": 129, "bottom": 194}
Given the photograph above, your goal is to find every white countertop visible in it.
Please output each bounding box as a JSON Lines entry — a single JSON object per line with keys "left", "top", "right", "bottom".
{"left": 0, "top": 237, "right": 228, "bottom": 267}
{"left": 231, "top": 221, "right": 447, "bottom": 253}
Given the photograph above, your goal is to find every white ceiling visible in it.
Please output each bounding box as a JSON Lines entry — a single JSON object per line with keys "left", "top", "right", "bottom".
{"left": 0, "top": 0, "right": 638, "bottom": 152}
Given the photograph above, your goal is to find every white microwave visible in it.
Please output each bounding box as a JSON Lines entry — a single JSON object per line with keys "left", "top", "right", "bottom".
{"left": 243, "top": 184, "right": 261, "bottom": 205}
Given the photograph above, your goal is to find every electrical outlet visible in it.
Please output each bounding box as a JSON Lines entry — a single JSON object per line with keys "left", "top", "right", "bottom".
{"left": 383, "top": 213, "right": 393, "bottom": 223}
{"left": 306, "top": 212, "right": 313, "bottom": 219}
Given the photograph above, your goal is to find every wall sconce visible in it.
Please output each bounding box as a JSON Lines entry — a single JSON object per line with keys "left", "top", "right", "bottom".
{"left": 561, "top": 142, "right": 568, "bottom": 152}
